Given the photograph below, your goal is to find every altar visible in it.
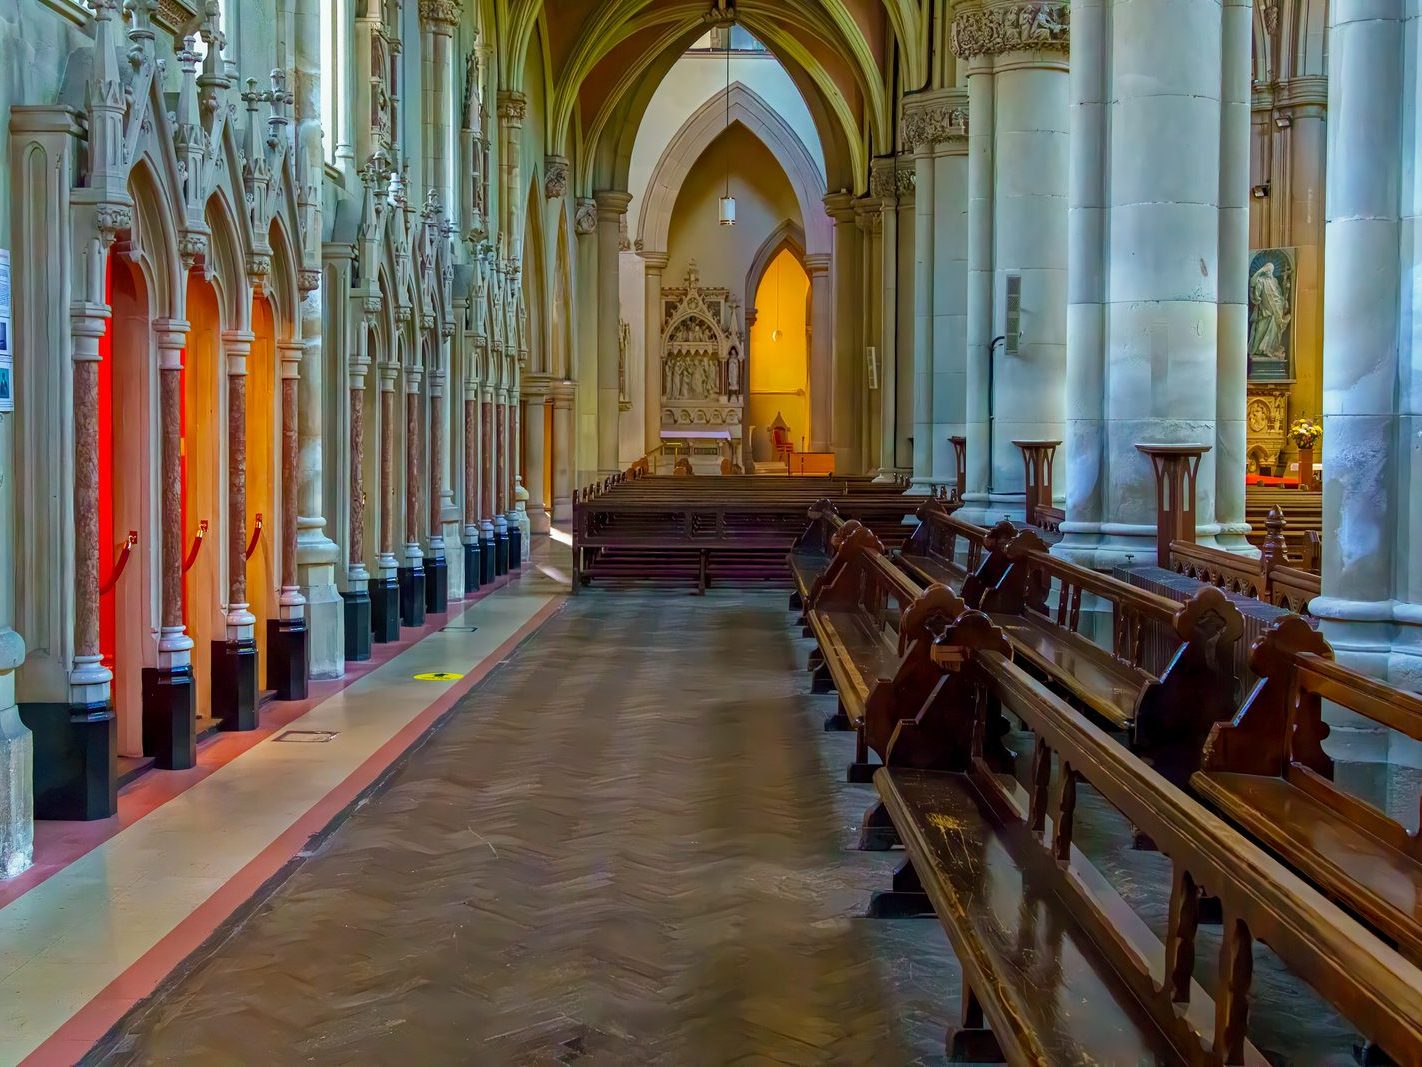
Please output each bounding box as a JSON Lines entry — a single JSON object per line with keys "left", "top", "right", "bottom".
{"left": 657, "top": 263, "right": 745, "bottom": 471}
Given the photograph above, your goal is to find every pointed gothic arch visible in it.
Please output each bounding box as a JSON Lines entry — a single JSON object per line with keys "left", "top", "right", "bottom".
{"left": 635, "top": 82, "right": 831, "bottom": 259}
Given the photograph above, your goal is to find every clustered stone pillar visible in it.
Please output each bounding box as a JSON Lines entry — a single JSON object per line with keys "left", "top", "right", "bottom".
{"left": 953, "top": 12, "right": 1069, "bottom": 523}
{"left": 1311, "top": 0, "right": 1422, "bottom": 688}
{"left": 805, "top": 253, "right": 833, "bottom": 455}
{"left": 523, "top": 383, "right": 550, "bottom": 533}
{"left": 640, "top": 252, "right": 668, "bottom": 458}
{"left": 824, "top": 193, "right": 863, "bottom": 474}
{"left": 907, "top": 114, "right": 936, "bottom": 488}
{"left": 420, "top": 0, "right": 458, "bottom": 216}
{"left": 463, "top": 367, "right": 482, "bottom": 590}
{"left": 869, "top": 160, "right": 902, "bottom": 479}
{"left": 594, "top": 192, "right": 631, "bottom": 473}
{"left": 1057, "top": 0, "right": 1245, "bottom": 568}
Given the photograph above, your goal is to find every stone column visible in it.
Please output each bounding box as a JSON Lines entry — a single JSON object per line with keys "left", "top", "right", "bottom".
{"left": 419, "top": 0, "right": 458, "bottom": 216}
{"left": 1214, "top": 0, "right": 1252, "bottom": 551}
{"left": 399, "top": 367, "right": 426, "bottom": 627}
{"left": 551, "top": 380, "right": 576, "bottom": 522}
{"left": 595, "top": 192, "right": 632, "bottom": 473}
{"left": 523, "top": 383, "right": 550, "bottom": 533}
{"left": 870, "top": 160, "right": 902, "bottom": 478}
{"left": 1056, "top": 0, "right": 1232, "bottom": 568}
{"left": 904, "top": 101, "right": 938, "bottom": 488}
{"left": 153, "top": 320, "right": 196, "bottom": 769}
{"left": 804, "top": 253, "right": 833, "bottom": 454}
{"left": 963, "top": 54, "right": 996, "bottom": 517}
{"left": 496, "top": 389, "right": 510, "bottom": 513}
{"left": 1312, "top": 0, "right": 1422, "bottom": 687}
{"left": 498, "top": 93, "right": 527, "bottom": 258}
{"left": 215, "top": 329, "right": 258, "bottom": 731}
{"left": 825, "top": 193, "right": 863, "bottom": 475}
{"left": 951, "top": 18, "right": 1069, "bottom": 521}
{"left": 481, "top": 389, "right": 495, "bottom": 520}
{"left": 272, "top": 343, "right": 309, "bottom": 699}
{"left": 640, "top": 252, "right": 668, "bottom": 457}
{"left": 371, "top": 364, "right": 401, "bottom": 642}
{"left": 70, "top": 306, "right": 111, "bottom": 713}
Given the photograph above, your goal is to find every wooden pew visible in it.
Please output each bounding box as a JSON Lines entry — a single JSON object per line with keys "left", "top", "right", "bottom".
{"left": 970, "top": 529, "right": 1246, "bottom": 787}
{"left": 898, "top": 505, "right": 1017, "bottom": 596}
{"left": 1246, "top": 484, "right": 1322, "bottom": 563}
{"left": 801, "top": 530, "right": 968, "bottom": 798}
{"left": 1194, "top": 616, "right": 1422, "bottom": 966}
{"left": 871, "top": 610, "right": 1422, "bottom": 1064}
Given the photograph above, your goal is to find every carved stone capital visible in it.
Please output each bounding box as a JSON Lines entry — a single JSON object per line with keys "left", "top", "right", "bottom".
{"left": 574, "top": 197, "right": 598, "bottom": 236}
{"left": 544, "top": 155, "right": 569, "bottom": 200}
{"left": 418, "top": 0, "right": 459, "bottom": 28}
{"left": 94, "top": 204, "right": 132, "bottom": 246}
{"left": 900, "top": 94, "right": 969, "bottom": 152}
{"left": 951, "top": 3, "right": 1070, "bottom": 59}
{"left": 298, "top": 268, "right": 321, "bottom": 293}
{"left": 497, "top": 91, "right": 527, "bottom": 123}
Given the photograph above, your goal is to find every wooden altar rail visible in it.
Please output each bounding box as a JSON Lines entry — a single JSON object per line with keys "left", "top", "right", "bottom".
{"left": 869, "top": 604, "right": 1422, "bottom": 1064}
{"left": 571, "top": 484, "right": 922, "bottom": 593}
{"left": 1168, "top": 505, "right": 1320, "bottom": 616}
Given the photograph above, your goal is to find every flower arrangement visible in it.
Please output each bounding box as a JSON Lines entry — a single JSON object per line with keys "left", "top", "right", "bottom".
{"left": 1289, "top": 416, "right": 1321, "bottom": 449}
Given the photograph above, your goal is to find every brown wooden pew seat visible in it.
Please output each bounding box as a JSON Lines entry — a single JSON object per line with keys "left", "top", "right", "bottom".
{"left": 1194, "top": 616, "right": 1422, "bottom": 965}
{"left": 876, "top": 768, "right": 1190, "bottom": 1063}
{"left": 868, "top": 609, "right": 1422, "bottom": 1065}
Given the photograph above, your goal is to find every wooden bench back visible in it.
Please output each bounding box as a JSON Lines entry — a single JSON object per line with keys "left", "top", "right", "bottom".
{"left": 1203, "top": 617, "right": 1422, "bottom": 862}
{"left": 903, "top": 614, "right": 1422, "bottom": 1063}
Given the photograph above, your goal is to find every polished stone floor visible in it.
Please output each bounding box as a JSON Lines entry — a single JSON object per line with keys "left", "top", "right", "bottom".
{"left": 88, "top": 590, "right": 962, "bottom": 1065}
{"left": 84, "top": 584, "right": 1369, "bottom": 1066}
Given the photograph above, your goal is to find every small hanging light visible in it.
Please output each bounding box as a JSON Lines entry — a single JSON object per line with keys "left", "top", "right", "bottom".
{"left": 719, "top": 24, "right": 736, "bottom": 226}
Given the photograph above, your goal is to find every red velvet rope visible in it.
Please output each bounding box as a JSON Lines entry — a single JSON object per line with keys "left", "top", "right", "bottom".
{"left": 99, "top": 531, "right": 139, "bottom": 596}
{"left": 182, "top": 520, "right": 208, "bottom": 574}
{"left": 245, "top": 513, "right": 264, "bottom": 561}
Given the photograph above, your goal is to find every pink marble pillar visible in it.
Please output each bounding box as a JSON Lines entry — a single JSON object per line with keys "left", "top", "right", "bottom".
{"left": 481, "top": 398, "right": 494, "bottom": 519}
{"left": 428, "top": 389, "right": 444, "bottom": 541}
{"left": 281, "top": 374, "right": 299, "bottom": 595}
{"left": 224, "top": 331, "right": 254, "bottom": 636}
{"left": 350, "top": 383, "right": 366, "bottom": 568}
{"left": 463, "top": 394, "right": 478, "bottom": 528}
{"left": 405, "top": 382, "right": 422, "bottom": 548}
{"left": 380, "top": 382, "right": 396, "bottom": 556}
{"left": 496, "top": 397, "right": 508, "bottom": 514}
{"left": 157, "top": 334, "right": 187, "bottom": 635}
{"left": 72, "top": 332, "right": 103, "bottom": 672}
{"left": 510, "top": 398, "right": 520, "bottom": 506}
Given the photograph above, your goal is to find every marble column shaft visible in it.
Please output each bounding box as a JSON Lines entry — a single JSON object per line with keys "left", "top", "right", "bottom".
{"left": 464, "top": 389, "right": 479, "bottom": 529}
{"left": 496, "top": 395, "right": 508, "bottom": 513}
{"left": 280, "top": 360, "right": 302, "bottom": 605}
{"left": 156, "top": 323, "right": 192, "bottom": 653}
{"left": 225, "top": 331, "right": 255, "bottom": 638}
{"left": 595, "top": 192, "right": 631, "bottom": 472}
{"left": 405, "top": 375, "right": 422, "bottom": 551}
{"left": 349, "top": 378, "right": 366, "bottom": 571}
{"left": 964, "top": 63, "right": 997, "bottom": 511}
{"left": 481, "top": 396, "right": 494, "bottom": 519}
{"left": 71, "top": 313, "right": 108, "bottom": 685}
{"left": 428, "top": 385, "right": 445, "bottom": 549}
{"left": 379, "top": 369, "right": 398, "bottom": 564}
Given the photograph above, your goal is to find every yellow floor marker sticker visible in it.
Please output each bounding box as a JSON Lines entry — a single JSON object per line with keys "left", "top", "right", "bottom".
{"left": 413, "top": 671, "right": 465, "bottom": 682}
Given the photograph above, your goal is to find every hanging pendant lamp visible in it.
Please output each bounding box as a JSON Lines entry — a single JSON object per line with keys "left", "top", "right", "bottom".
{"left": 719, "top": 25, "right": 736, "bottom": 226}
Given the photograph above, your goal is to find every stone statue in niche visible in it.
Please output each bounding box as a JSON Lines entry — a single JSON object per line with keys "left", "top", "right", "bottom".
{"left": 1248, "top": 247, "right": 1296, "bottom": 382}
{"left": 726, "top": 347, "right": 742, "bottom": 396}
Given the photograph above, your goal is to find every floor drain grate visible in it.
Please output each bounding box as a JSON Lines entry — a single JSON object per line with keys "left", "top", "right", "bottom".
{"left": 274, "top": 730, "right": 339, "bottom": 743}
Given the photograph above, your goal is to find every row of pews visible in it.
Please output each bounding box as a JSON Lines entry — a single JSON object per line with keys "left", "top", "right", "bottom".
{"left": 571, "top": 465, "right": 923, "bottom": 592}
{"left": 790, "top": 500, "right": 1422, "bottom": 1064}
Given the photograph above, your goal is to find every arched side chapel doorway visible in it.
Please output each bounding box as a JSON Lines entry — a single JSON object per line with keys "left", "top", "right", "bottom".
{"left": 744, "top": 223, "right": 811, "bottom": 469}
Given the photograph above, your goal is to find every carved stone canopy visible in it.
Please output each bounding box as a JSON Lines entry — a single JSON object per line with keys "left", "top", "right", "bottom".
{"left": 951, "top": 2, "right": 1070, "bottom": 59}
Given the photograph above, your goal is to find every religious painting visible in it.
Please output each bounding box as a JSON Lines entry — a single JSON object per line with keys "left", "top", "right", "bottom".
{"left": 1248, "top": 247, "right": 1296, "bottom": 382}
